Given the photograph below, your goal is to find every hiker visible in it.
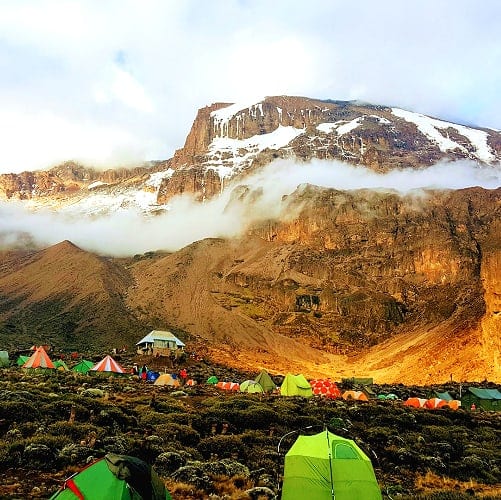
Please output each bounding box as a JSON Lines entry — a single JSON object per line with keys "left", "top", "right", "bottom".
{"left": 179, "top": 368, "right": 188, "bottom": 385}
{"left": 470, "top": 403, "right": 476, "bottom": 411}
{"left": 141, "top": 364, "right": 148, "bottom": 381}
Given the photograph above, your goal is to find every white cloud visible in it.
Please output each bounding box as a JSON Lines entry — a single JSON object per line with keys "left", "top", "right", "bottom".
{"left": 0, "top": 158, "right": 499, "bottom": 256}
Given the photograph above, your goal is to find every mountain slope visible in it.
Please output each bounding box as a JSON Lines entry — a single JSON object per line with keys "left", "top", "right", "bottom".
{"left": 0, "top": 240, "right": 141, "bottom": 351}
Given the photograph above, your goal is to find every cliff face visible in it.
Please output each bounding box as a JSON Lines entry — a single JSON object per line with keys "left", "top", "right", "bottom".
{"left": 157, "top": 96, "right": 501, "bottom": 203}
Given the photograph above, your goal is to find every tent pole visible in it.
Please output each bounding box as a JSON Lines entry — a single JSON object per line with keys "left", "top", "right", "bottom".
{"left": 326, "top": 430, "right": 335, "bottom": 500}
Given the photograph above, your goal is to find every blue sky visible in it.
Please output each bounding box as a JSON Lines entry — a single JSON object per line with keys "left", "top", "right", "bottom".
{"left": 0, "top": 0, "right": 499, "bottom": 173}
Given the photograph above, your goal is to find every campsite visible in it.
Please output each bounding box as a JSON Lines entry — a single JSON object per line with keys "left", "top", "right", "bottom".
{"left": 0, "top": 347, "right": 500, "bottom": 499}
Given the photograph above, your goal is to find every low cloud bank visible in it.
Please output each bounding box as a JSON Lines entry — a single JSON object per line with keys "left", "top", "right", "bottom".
{"left": 0, "top": 159, "right": 499, "bottom": 256}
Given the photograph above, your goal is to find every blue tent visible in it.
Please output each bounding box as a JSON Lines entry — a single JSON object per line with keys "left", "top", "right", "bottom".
{"left": 146, "top": 370, "right": 160, "bottom": 382}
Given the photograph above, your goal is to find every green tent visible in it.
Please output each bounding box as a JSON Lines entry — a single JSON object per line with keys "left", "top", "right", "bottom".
{"left": 71, "top": 360, "right": 94, "bottom": 374}
{"left": 50, "top": 453, "right": 171, "bottom": 499}
{"left": 435, "top": 391, "right": 453, "bottom": 401}
{"left": 254, "top": 369, "right": 277, "bottom": 392}
{"left": 16, "top": 355, "right": 29, "bottom": 367}
{"left": 206, "top": 375, "right": 218, "bottom": 384}
{"left": 240, "top": 380, "right": 264, "bottom": 394}
{"left": 281, "top": 430, "right": 382, "bottom": 500}
{"left": 0, "top": 351, "right": 9, "bottom": 368}
{"left": 54, "top": 360, "right": 70, "bottom": 371}
{"left": 280, "top": 373, "right": 312, "bottom": 398}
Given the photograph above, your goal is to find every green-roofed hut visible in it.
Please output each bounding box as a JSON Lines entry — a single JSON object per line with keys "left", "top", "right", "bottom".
{"left": 461, "top": 387, "right": 501, "bottom": 411}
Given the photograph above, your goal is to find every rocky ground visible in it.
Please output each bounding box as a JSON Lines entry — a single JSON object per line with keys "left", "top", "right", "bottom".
{"left": 0, "top": 354, "right": 500, "bottom": 499}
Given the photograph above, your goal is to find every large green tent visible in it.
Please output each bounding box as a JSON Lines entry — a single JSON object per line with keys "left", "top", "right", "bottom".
{"left": 280, "top": 373, "right": 312, "bottom": 397}
{"left": 50, "top": 453, "right": 171, "bottom": 499}
{"left": 71, "top": 360, "right": 94, "bottom": 374}
{"left": 281, "top": 430, "right": 382, "bottom": 500}
{"left": 254, "top": 369, "right": 277, "bottom": 392}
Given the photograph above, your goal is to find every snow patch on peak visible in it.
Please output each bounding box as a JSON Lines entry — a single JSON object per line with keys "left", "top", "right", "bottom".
{"left": 146, "top": 168, "right": 174, "bottom": 189}
{"left": 204, "top": 125, "right": 305, "bottom": 178}
{"left": 392, "top": 108, "right": 495, "bottom": 163}
{"left": 317, "top": 117, "right": 363, "bottom": 136}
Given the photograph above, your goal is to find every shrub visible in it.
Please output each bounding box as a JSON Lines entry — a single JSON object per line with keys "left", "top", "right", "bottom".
{"left": 0, "top": 401, "right": 40, "bottom": 423}
{"left": 155, "top": 423, "right": 200, "bottom": 447}
{"left": 198, "top": 435, "right": 244, "bottom": 460}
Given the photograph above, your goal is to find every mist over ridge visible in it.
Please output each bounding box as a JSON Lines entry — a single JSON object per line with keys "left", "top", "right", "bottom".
{"left": 0, "top": 158, "right": 499, "bottom": 257}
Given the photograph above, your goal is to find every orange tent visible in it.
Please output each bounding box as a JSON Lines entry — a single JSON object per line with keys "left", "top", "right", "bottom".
{"left": 310, "top": 379, "right": 341, "bottom": 399}
{"left": 90, "top": 355, "right": 125, "bottom": 374}
{"left": 342, "top": 390, "right": 369, "bottom": 401}
{"left": 424, "top": 398, "right": 447, "bottom": 409}
{"left": 22, "top": 346, "right": 55, "bottom": 369}
{"left": 154, "top": 374, "right": 180, "bottom": 387}
{"left": 443, "top": 400, "right": 461, "bottom": 410}
{"left": 216, "top": 381, "right": 240, "bottom": 391}
{"left": 403, "top": 397, "right": 427, "bottom": 408}
{"left": 185, "top": 379, "right": 197, "bottom": 386}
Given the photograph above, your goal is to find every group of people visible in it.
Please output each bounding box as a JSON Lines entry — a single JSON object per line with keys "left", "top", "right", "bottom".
{"left": 132, "top": 363, "right": 189, "bottom": 384}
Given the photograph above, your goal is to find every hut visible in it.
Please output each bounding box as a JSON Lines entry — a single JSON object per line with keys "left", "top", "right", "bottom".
{"left": 136, "top": 330, "right": 185, "bottom": 357}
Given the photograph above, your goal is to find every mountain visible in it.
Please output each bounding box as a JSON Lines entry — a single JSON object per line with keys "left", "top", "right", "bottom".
{"left": 0, "top": 96, "right": 499, "bottom": 212}
{"left": 0, "top": 96, "right": 500, "bottom": 383}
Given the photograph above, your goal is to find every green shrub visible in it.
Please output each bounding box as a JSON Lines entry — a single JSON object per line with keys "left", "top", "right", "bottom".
{"left": 47, "top": 421, "right": 101, "bottom": 441}
{"left": 155, "top": 423, "right": 200, "bottom": 447}
{"left": 0, "top": 401, "right": 40, "bottom": 423}
{"left": 198, "top": 435, "right": 244, "bottom": 460}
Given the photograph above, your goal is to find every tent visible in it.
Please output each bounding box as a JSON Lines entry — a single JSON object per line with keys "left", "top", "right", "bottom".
{"left": 50, "top": 452, "right": 171, "bottom": 499}
{"left": 377, "top": 393, "right": 398, "bottom": 401}
{"left": 154, "top": 374, "right": 180, "bottom": 387}
{"left": 206, "top": 375, "right": 218, "bottom": 385}
{"left": 281, "top": 430, "right": 382, "bottom": 500}
{"left": 22, "top": 346, "right": 55, "bottom": 369}
{"left": 216, "top": 381, "right": 240, "bottom": 391}
{"left": 310, "top": 379, "right": 341, "bottom": 399}
{"left": 72, "top": 360, "right": 94, "bottom": 374}
{"left": 90, "top": 355, "right": 126, "bottom": 375}
{"left": 461, "top": 387, "right": 501, "bottom": 411}
{"left": 403, "top": 397, "right": 427, "bottom": 408}
{"left": 146, "top": 370, "right": 160, "bottom": 382}
{"left": 16, "top": 355, "right": 29, "bottom": 367}
{"left": 443, "top": 400, "right": 461, "bottom": 410}
{"left": 0, "top": 351, "right": 9, "bottom": 368}
{"left": 185, "top": 379, "right": 197, "bottom": 386}
{"left": 342, "top": 391, "right": 368, "bottom": 402}
{"left": 435, "top": 391, "right": 454, "bottom": 401}
{"left": 254, "top": 369, "right": 277, "bottom": 392}
{"left": 424, "top": 398, "right": 447, "bottom": 409}
{"left": 54, "top": 360, "right": 70, "bottom": 371}
{"left": 240, "top": 380, "right": 264, "bottom": 394}
{"left": 280, "top": 374, "right": 313, "bottom": 398}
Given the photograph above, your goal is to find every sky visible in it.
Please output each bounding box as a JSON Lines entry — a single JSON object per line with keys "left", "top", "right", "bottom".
{"left": 0, "top": 0, "right": 500, "bottom": 174}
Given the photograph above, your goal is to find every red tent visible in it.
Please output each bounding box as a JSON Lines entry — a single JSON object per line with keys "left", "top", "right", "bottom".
{"left": 216, "top": 381, "right": 240, "bottom": 391}
{"left": 310, "top": 379, "right": 341, "bottom": 399}
{"left": 403, "top": 397, "right": 427, "bottom": 408}
{"left": 22, "top": 346, "right": 55, "bottom": 369}
{"left": 90, "top": 355, "right": 125, "bottom": 374}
